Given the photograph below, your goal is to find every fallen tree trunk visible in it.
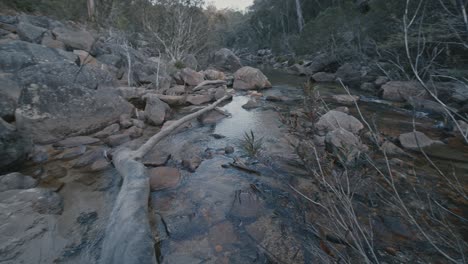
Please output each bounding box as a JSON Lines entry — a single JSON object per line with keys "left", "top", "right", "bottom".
{"left": 100, "top": 95, "right": 231, "bottom": 264}
{"left": 192, "top": 80, "right": 227, "bottom": 92}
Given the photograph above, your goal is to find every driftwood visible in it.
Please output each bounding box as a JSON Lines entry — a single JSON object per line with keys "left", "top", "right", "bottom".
{"left": 100, "top": 95, "right": 231, "bottom": 264}
{"left": 192, "top": 80, "right": 227, "bottom": 92}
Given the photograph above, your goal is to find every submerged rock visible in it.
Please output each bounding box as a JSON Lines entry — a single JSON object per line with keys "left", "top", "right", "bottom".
{"left": 149, "top": 167, "right": 181, "bottom": 191}
{"left": 242, "top": 99, "right": 260, "bottom": 109}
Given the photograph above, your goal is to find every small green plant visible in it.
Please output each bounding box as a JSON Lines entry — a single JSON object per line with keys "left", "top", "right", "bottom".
{"left": 239, "top": 130, "right": 263, "bottom": 157}
{"left": 174, "top": 60, "right": 186, "bottom": 69}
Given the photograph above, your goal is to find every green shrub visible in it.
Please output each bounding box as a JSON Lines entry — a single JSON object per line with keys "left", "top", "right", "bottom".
{"left": 239, "top": 130, "right": 263, "bottom": 157}
{"left": 174, "top": 60, "right": 186, "bottom": 69}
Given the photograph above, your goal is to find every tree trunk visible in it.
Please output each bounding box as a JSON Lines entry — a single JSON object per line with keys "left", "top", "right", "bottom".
{"left": 100, "top": 95, "right": 231, "bottom": 263}
{"left": 87, "top": 0, "right": 96, "bottom": 22}
{"left": 295, "top": 0, "right": 305, "bottom": 33}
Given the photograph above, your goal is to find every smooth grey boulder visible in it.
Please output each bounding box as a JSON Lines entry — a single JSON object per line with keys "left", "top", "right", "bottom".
{"left": 0, "top": 172, "right": 38, "bottom": 192}
{"left": 303, "top": 53, "right": 338, "bottom": 74}
{"left": 399, "top": 131, "right": 442, "bottom": 150}
{"left": 311, "top": 72, "right": 336, "bottom": 82}
{"left": 380, "top": 81, "right": 428, "bottom": 102}
{"left": 17, "top": 61, "right": 115, "bottom": 90}
{"left": 15, "top": 84, "right": 133, "bottom": 144}
{"left": 182, "top": 54, "right": 198, "bottom": 70}
{"left": 0, "top": 40, "right": 75, "bottom": 72}
{"left": 209, "top": 48, "right": 242, "bottom": 72}
{"left": 17, "top": 22, "right": 47, "bottom": 43}
{"left": 325, "top": 128, "right": 368, "bottom": 161}
{"left": 144, "top": 94, "right": 170, "bottom": 126}
{"left": 0, "top": 118, "right": 32, "bottom": 170}
{"left": 315, "top": 110, "right": 364, "bottom": 135}
{"left": 52, "top": 26, "right": 95, "bottom": 51}
{"left": 233, "top": 66, "right": 272, "bottom": 90}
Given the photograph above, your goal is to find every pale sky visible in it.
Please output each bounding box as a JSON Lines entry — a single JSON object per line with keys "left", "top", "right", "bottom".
{"left": 208, "top": 0, "right": 254, "bottom": 10}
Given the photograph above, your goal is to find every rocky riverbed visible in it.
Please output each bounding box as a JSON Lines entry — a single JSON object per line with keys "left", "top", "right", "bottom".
{"left": 1, "top": 13, "right": 467, "bottom": 264}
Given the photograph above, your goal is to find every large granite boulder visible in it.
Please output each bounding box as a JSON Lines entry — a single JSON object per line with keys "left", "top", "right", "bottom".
{"left": 17, "top": 22, "right": 47, "bottom": 43}
{"left": 209, "top": 48, "right": 242, "bottom": 72}
{"left": 0, "top": 118, "right": 32, "bottom": 170}
{"left": 144, "top": 94, "right": 170, "bottom": 126}
{"left": 15, "top": 84, "right": 133, "bottom": 143}
{"left": 176, "top": 68, "right": 204, "bottom": 86}
{"left": 52, "top": 26, "right": 95, "bottom": 51}
{"left": 233, "top": 66, "right": 272, "bottom": 90}
{"left": 0, "top": 172, "right": 38, "bottom": 192}
{"left": 17, "top": 61, "right": 115, "bottom": 90}
{"left": 0, "top": 40, "right": 77, "bottom": 72}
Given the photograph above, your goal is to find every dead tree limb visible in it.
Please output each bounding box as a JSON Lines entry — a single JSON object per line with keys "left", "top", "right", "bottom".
{"left": 100, "top": 95, "right": 231, "bottom": 264}
{"left": 192, "top": 80, "right": 227, "bottom": 92}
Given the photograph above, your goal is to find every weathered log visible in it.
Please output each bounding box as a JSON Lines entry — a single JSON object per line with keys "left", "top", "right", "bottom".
{"left": 192, "top": 80, "right": 227, "bottom": 92}
{"left": 100, "top": 95, "right": 231, "bottom": 264}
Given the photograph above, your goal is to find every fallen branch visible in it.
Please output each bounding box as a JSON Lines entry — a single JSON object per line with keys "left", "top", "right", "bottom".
{"left": 192, "top": 80, "right": 227, "bottom": 92}
{"left": 100, "top": 95, "right": 231, "bottom": 264}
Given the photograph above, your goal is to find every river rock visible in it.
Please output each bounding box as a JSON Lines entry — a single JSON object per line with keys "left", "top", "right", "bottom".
{"left": 158, "top": 95, "right": 186, "bottom": 106}
{"left": 143, "top": 151, "right": 171, "bottom": 167}
{"left": 0, "top": 40, "right": 76, "bottom": 72}
{"left": 375, "top": 76, "right": 389, "bottom": 87}
{"left": 52, "top": 26, "right": 94, "bottom": 51}
{"left": 41, "top": 31, "right": 66, "bottom": 50}
{"left": 187, "top": 94, "right": 213, "bottom": 105}
{"left": 407, "top": 97, "right": 451, "bottom": 115}
{"left": 315, "top": 110, "right": 364, "bottom": 135}
{"left": 107, "top": 134, "right": 131, "bottom": 147}
{"left": 336, "top": 63, "right": 362, "bottom": 84}
{"left": 16, "top": 84, "right": 133, "bottom": 144}
{"left": 198, "top": 110, "right": 226, "bottom": 124}
{"left": 233, "top": 66, "right": 272, "bottom": 90}
{"left": 182, "top": 156, "right": 202, "bottom": 172}
{"left": 119, "top": 114, "right": 133, "bottom": 129}
{"left": 17, "top": 61, "right": 115, "bottom": 90}
{"left": 149, "top": 167, "right": 181, "bottom": 191}
{"left": 380, "top": 81, "right": 428, "bottom": 102}
{"left": 165, "top": 85, "right": 186, "bottom": 96}
{"left": 17, "top": 21, "right": 47, "bottom": 43}
{"left": 304, "top": 53, "right": 338, "bottom": 74}
{"left": 182, "top": 54, "right": 198, "bottom": 70}
{"left": 360, "top": 82, "right": 376, "bottom": 92}
{"left": 325, "top": 128, "right": 368, "bottom": 159}
{"left": 54, "top": 136, "right": 100, "bottom": 148}
{"left": 144, "top": 95, "right": 170, "bottom": 126}
{"left": 204, "top": 69, "right": 225, "bottom": 80}
{"left": 94, "top": 123, "right": 120, "bottom": 138}
{"left": 0, "top": 118, "right": 32, "bottom": 170}
{"left": 381, "top": 141, "right": 407, "bottom": 156}
{"left": 177, "top": 68, "right": 204, "bottom": 86}
{"left": 399, "top": 131, "right": 443, "bottom": 150}
{"left": 72, "top": 147, "right": 108, "bottom": 168}
{"left": 331, "top": 94, "right": 360, "bottom": 106}
{"left": 242, "top": 99, "right": 260, "bottom": 109}
{"left": 209, "top": 48, "right": 242, "bottom": 72}
{"left": 56, "top": 145, "right": 86, "bottom": 160}
{"left": 124, "top": 126, "right": 143, "bottom": 139}
{"left": 0, "top": 172, "right": 38, "bottom": 192}
{"left": 311, "top": 72, "right": 336, "bottom": 82}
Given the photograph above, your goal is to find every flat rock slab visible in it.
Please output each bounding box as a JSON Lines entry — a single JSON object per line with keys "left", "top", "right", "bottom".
{"left": 149, "top": 167, "right": 181, "bottom": 191}
{"left": 54, "top": 136, "right": 100, "bottom": 148}
{"left": 143, "top": 151, "right": 171, "bottom": 167}
{"left": 399, "top": 131, "right": 442, "bottom": 150}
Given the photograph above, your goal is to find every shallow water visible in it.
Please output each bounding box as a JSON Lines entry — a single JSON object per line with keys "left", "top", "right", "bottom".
{"left": 151, "top": 69, "right": 468, "bottom": 263}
